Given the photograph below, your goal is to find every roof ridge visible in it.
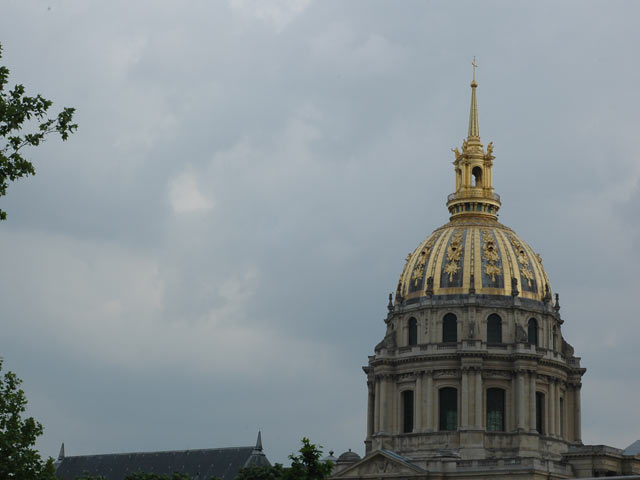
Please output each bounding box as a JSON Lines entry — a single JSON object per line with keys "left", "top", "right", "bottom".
{"left": 62, "top": 445, "right": 255, "bottom": 458}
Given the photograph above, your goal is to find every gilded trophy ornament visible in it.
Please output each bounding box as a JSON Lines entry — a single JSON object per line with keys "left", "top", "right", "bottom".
{"left": 481, "top": 230, "right": 501, "bottom": 282}
{"left": 444, "top": 231, "right": 464, "bottom": 281}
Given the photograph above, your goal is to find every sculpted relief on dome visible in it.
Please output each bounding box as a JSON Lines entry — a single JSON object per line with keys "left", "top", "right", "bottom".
{"left": 395, "top": 222, "right": 550, "bottom": 304}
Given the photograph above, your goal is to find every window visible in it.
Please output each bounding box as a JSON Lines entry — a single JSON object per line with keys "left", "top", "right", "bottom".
{"left": 408, "top": 317, "right": 418, "bottom": 346}
{"left": 528, "top": 318, "right": 538, "bottom": 346}
{"left": 402, "top": 390, "right": 414, "bottom": 433}
{"left": 487, "top": 314, "right": 502, "bottom": 343}
{"left": 439, "top": 387, "right": 458, "bottom": 431}
{"left": 443, "top": 313, "right": 457, "bottom": 343}
{"left": 486, "top": 388, "right": 505, "bottom": 431}
{"left": 472, "top": 166, "right": 482, "bottom": 187}
{"left": 552, "top": 327, "right": 557, "bottom": 351}
{"left": 536, "top": 392, "right": 545, "bottom": 434}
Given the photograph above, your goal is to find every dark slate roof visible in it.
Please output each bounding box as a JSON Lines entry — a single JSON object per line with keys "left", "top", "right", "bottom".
{"left": 55, "top": 445, "right": 270, "bottom": 480}
{"left": 625, "top": 440, "right": 640, "bottom": 456}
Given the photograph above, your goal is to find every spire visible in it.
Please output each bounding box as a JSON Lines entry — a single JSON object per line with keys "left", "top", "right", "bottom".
{"left": 58, "top": 442, "right": 65, "bottom": 461}
{"left": 446, "top": 60, "right": 501, "bottom": 220}
{"left": 255, "top": 431, "right": 263, "bottom": 451}
{"left": 468, "top": 57, "right": 480, "bottom": 138}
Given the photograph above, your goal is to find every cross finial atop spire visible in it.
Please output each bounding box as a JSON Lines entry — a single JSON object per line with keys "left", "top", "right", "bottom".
{"left": 471, "top": 56, "right": 478, "bottom": 85}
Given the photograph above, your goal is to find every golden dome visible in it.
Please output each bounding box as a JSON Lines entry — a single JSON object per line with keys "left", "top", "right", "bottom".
{"left": 396, "top": 61, "right": 551, "bottom": 305}
{"left": 395, "top": 217, "right": 551, "bottom": 303}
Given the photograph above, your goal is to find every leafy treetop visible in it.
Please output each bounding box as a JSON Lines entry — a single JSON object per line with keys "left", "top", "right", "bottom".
{"left": 0, "top": 42, "right": 77, "bottom": 220}
{"left": 0, "top": 359, "right": 56, "bottom": 480}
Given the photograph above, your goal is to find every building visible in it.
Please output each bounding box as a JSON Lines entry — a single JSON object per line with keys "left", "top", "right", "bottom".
{"left": 332, "top": 66, "right": 640, "bottom": 479}
{"left": 55, "top": 432, "right": 270, "bottom": 480}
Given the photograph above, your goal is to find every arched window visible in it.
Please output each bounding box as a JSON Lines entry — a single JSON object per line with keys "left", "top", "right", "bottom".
{"left": 536, "top": 392, "right": 545, "bottom": 434}
{"left": 487, "top": 314, "right": 502, "bottom": 344}
{"left": 439, "top": 387, "right": 458, "bottom": 431}
{"left": 402, "top": 390, "right": 414, "bottom": 433}
{"left": 443, "top": 313, "right": 457, "bottom": 343}
{"left": 528, "top": 318, "right": 538, "bottom": 346}
{"left": 472, "top": 166, "right": 482, "bottom": 187}
{"left": 552, "top": 326, "right": 557, "bottom": 351}
{"left": 486, "top": 388, "right": 505, "bottom": 431}
{"left": 408, "top": 317, "right": 418, "bottom": 346}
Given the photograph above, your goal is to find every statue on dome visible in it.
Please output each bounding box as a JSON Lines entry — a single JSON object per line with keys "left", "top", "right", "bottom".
{"left": 486, "top": 141, "right": 494, "bottom": 156}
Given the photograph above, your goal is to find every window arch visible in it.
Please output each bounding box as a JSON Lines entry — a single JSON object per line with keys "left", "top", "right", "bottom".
{"left": 486, "top": 388, "right": 505, "bottom": 431}
{"left": 443, "top": 313, "right": 457, "bottom": 343}
{"left": 472, "top": 166, "right": 482, "bottom": 187}
{"left": 487, "top": 314, "right": 502, "bottom": 344}
{"left": 408, "top": 317, "right": 418, "bottom": 346}
{"left": 528, "top": 318, "right": 539, "bottom": 346}
{"left": 402, "top": 390, "right": 414, "bottom": 433}
{"left": 439, "top": 387, "right": 458, "bottom": 431}
{"left": 536, "top": 392, "right": 545, "bottom": 434}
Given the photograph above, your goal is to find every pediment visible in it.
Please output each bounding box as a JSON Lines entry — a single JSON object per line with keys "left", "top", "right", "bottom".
{"left": 333, "top": 450, "right": 426, "bottom": 478}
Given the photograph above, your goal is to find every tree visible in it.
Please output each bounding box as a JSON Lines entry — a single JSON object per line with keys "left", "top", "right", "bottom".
{"left": 0, "top": 359, "right": 56, "bottom": 479}
{"left": 235, "top": 464, "right": 285, "bottom": 480}
{"left": 0, "top": 42, "right": 77, "bottom": 220}
{"left": 285, "top": 438, "right": 333, "bottom": 480}
{"left": 235, "top": 438, "right": 332, "bottom": 480}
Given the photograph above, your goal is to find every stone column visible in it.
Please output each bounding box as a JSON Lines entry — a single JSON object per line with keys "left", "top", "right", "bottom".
{"left": 574, "top": 384, "right": 582, "bottom": 443}
{"left": 380, "top": 375, "right": 387, "bottom": 433}
{"left": 461, "top": 369, "right": 469, "bottom": 429}
{"left": 367, "top": 382, "right": 375, "bottom": 438}
{"left": 511, "top": 374, "right": 517, "bottom": 431}
{"left": 529, "top": 371, "right": 537, "bottom": 432}
{"left": 555, "top": 385, "right": 562, "bottom": 438}
{"left": 415, "top": 373, "right": 423, "bottom": 432}
{"left": 517, "top": 370, "right": 525, "bottom": 430}
{"left": 549, "top": 380, "right": 557, "bottom": 436}
{"left": 374, "top": 378, "right": 381, "bottom": 432}
{"left": 426, "top": 373, "right": 434, "bottom": 431}
{"left": 475, "top": 369, "right": 483, "bottom": 429}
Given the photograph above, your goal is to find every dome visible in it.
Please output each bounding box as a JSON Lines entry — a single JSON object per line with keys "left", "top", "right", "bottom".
{"left": 337, "top": 449, "right": 361, "bottom": 464}
{"left": 395, "top": 217, "right": 551, "bottom": 304}
{"left": 393, "top": 64, "right": 551, "bottom": 306}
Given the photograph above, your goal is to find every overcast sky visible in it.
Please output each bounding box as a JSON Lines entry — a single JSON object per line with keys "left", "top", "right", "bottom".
{"left": 1, "top": 0, "right": 639, "bottom": 466}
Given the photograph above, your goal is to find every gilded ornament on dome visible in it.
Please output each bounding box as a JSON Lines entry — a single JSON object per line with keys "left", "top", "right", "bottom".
{"left": 411, "top": 267, "right": 425, "bottom": 287}
{"left": 509, "top": 234, "right": 534, "bottom": 287}
{"left": 444, "top": 230, "right": 464, "bottom": 281}
{"left": 410, "top": 239, "right": 435, "bottom": 288}
{"left": 481, "top": 230, "right": 501, "bottom": 282}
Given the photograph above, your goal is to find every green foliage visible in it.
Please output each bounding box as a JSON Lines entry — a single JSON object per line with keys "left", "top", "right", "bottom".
{"left": 235, "top": 464, "right": 285, "bottom": 480}
{"left": 0, "top": 42, "right": 77, "bottom": 220}
{"left": 285, "top": 438, "right": 332, "bottom": 480}
{"left": 235, "top": 438, "right": 332, "bottom": 480}
{"left": 125, "top": 474, "right": 192, "bottom": 480}
{"left": 75, "top": 474, "right": 196, "bottom": 480}
{"left": 0, "top": 359, "right": 56, "bottom": 480}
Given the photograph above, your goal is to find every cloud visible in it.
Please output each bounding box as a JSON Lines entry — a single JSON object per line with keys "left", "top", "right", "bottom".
{"left": 229, "top": 0, "right": 311, "bottom": 32}
{"left": 310, "top": 23, "right": 408, "bottom": 76}
{"left": 168, "top": 171, "right": 215, "bottom": 214}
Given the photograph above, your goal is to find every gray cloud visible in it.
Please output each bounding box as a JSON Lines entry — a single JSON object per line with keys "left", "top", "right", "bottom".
{"left": 1, "top": 0, "right": 639, "bottom": 465}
